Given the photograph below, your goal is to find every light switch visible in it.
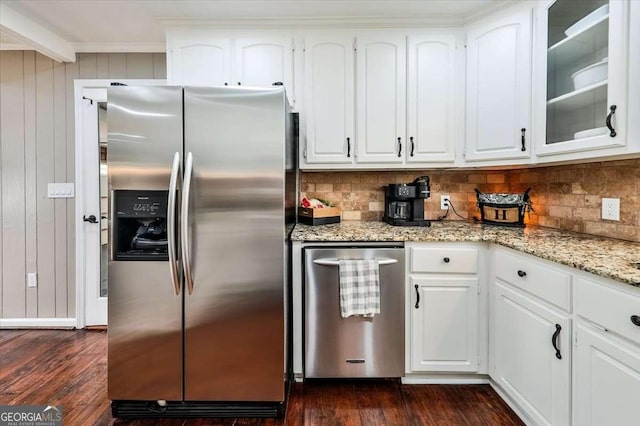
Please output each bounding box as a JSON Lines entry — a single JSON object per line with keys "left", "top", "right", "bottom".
{"left": 27, "top": 272, "right": 37, "bottom": 288}
{"left": 47, "top": 183, "right": 75, "bottom": 198}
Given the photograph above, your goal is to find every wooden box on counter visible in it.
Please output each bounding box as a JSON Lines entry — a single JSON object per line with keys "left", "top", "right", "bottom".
{"left": 298, "top": 207, "right": 341, "bottom": 226}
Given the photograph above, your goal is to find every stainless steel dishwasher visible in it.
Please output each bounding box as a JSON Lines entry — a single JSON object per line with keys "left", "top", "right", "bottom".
{"left": 304, "top": 245, "right": 405, "bottom": 378}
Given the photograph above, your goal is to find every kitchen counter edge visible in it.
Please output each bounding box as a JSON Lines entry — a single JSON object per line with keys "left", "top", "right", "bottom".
{"left": 291, "top": 221, "right": 640, "bottom": 287}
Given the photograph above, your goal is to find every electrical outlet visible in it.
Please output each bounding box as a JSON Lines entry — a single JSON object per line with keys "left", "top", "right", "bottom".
{"left": 601, "top": 198, "right": 620, "bottom": 221}
{"left": 441, "top": 195, "right": 451, "bottom": 209}
{"left": 27, "top": 272, "right": 38, "bottom": 288}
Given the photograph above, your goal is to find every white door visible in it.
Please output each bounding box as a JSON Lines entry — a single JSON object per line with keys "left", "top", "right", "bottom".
{"left": 407, "top": 35, "right": 457, "bottom": 163}
{"left": 465, "top": 8, "right": 532, "bottom": 162}
{"left": 169, "top": 37, "right": 232, "bottom": 86}
{"left": 233, "top": 37, "right": 294, "bottom": 101}
{"left": 77, "top": 80, "right": 163, "bottom": 327}
{"left": 80, "top": 88, "right": 108, "bottom": 326}
{"left": 355, "top": 36, "right": 406, "bottom": 164}
{"left": 574, "top": 323, "right": 640, "bottom": 426}
{"left": 303, "top": 36, "right": 355, "bottom": 165}
{"left": 411, "top": 277, "right": 478, "bottom": 372}
{"left": 493, "top": 281, "right": 571, "bottom": 425}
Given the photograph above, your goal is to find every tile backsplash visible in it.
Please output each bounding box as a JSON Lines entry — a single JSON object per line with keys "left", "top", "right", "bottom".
{"left": 300, "top": 158, "right": 640, "bottom": 242}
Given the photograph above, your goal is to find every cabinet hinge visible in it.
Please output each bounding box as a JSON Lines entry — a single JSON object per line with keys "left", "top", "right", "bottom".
{"left": 303, "top": 148, "right": 307, "bottom": 159}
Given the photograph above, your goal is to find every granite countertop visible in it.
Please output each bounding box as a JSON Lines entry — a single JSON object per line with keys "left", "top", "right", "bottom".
{"left": 291, "top": 221, "right": 640, "bottom": 287}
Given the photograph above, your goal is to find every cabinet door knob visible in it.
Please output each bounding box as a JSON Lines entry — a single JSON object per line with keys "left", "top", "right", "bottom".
{"left": 224, "top": 82, "right": 228, "bottom": 86}
{"left": 414, "top": 284, "right": 420, "bottom": 309}
{"left": 552, "top": 324, "right": 562, "bottom": 360}
{"left": 346, "top": 137, "right": 351, "bottom": 158}
{"left": 443, "top": 257, "right": 450, "bottom": 263}
{"left": 237, "top": 82, "right": 241, "bottom": 86}
{"left": 410, "top": 136, "right": 415, "bottom": 157}
{"left": 631, "top": 315, "right": 640, "bottom": 326}
{"left": 517, "top": 270, "right": 527, "bottom": 277}
{"left": 606, "top": 105, "right": 617, "bottom": 137}
{"left": 521, "top": 128, "right": 526, "bottom": 151}
{"left": 397, "top": 137, "right": 402, "bottom": 157}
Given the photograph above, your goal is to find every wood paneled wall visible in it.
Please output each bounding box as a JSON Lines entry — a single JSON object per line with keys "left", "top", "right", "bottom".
{"left": 0, "top": 51, "right": 166, "bottom": 319}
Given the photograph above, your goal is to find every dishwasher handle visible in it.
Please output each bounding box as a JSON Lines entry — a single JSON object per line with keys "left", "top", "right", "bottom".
{"left": 313, "top": 258, "right": 398, "bottom": 266}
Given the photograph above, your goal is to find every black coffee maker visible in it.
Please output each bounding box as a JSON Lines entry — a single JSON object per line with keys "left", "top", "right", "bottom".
{"left": 383, "top": 176, "right": 431, "bottom": 227}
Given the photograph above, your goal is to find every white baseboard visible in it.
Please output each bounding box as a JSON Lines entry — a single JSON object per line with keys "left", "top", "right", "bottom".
{"left": 402, "top": 374, "right": 490, "bottom": 384}
{"left": 0, "top": 318, "right": 77, "bottom": 329}
{"left": 489, "top": 379, "right": 534, "bottom": 426}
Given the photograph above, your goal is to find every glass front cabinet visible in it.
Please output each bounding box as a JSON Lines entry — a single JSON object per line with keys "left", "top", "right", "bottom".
{"left": 535, "top": 0, "right": 630, "bottom": 158}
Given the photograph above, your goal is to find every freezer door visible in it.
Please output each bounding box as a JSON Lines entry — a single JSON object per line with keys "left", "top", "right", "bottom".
{"left": 183, "top": 87, "right": 286, "bottom": 401}
{"left": 107, "top": 86, "right": 183, "bottom": 401}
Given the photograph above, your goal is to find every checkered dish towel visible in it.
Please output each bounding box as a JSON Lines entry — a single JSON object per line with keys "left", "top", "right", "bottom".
{"left": 338, "top": 259, "right": 380, "bottom": 318}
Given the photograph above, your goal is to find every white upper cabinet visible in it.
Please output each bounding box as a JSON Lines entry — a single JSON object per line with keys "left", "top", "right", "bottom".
{"left": 233, "top": 37, "right": 294, "bottom": 89}
{"left": 169, "top": 35, "right": 232, "bottom": 86}
{"left": 355, "top": 36, "right": 407, "bottom": 164}
{"left": 465, "top": 7, "right": 533, "bottom": 162}
{"left": 303, "top": 36, "right": 355, "bottom": 164}
{"left": 407, "top": 35, "right": 457, "bottom": 163}
{"left": 167, "top": 32, "right": 294, "bottom": 103}
{"left": 535, "top": 0, "right": 630, "bottom": 160}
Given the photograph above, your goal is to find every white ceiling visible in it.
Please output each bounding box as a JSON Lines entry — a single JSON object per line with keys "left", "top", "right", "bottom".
{"left": 0, "top": 0, "right": 512, "bottom": 52}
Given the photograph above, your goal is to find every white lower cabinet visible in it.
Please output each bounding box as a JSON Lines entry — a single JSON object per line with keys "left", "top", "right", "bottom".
{"left": 493, "top": 281, "right": 571, "bottom": 425}
{"left": 411, "top": 277, "right": 479, "bottom": 372}
{"left": 407, "top": 244, "right": 481, "bottom": 375}
{"left": 573, "top": 322, "right": 640, "bottom": 426}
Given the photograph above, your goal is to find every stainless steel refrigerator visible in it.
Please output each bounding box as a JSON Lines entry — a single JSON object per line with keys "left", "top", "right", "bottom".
{"left": 106, "top": 86, "right": 296, "bottom": 418}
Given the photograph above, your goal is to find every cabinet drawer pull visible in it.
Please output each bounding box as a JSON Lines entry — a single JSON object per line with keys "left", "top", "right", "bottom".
{"left": 397, "top": 137, "right": 402, "bottom": 157}
{"left": 410, "top": 136, "right": 415, "bottom": 157}
{"left": 347, "top": 137, "right": 351, "bottom": 158}
{"left": 517, "top": 270, "right": 527, "bottom": 277}
{"left": 552, "top": 324, "right": 562, "bottom": 360}
{"left": 631, "top": 315, "right": 640, "bottom": 327}
{"left": 443, "top": 257, "right": 450, "bottom": 263}
{"left": 606, "top": 105, "right": 617, "bottom": 137}
{"left": 521, "top": 128, "right": 526, "bottom": 151}
{"left": 414, "top": 284, "right": 420, "bottom": 309}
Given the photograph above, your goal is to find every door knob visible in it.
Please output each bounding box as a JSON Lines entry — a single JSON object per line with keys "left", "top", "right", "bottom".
{"left": 83, "top": 215, "right": 98, "bottom": 224}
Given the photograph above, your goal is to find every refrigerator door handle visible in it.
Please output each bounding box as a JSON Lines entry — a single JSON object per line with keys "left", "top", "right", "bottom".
{"left": 167, "top": 152, "right": 181, "bottom": 295}
{"left": 181, "top": 152, "right": 194, "bottom": 295}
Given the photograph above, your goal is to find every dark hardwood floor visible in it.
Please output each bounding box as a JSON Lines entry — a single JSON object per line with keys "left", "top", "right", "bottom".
{"left": 0, "top": 330, "right": 523, "bottom": 426}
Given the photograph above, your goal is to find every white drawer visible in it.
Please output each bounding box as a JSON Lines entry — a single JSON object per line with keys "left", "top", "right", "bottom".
{"left": 410, "top": 247, "right": 478, "bottom": 274}
{"left": 494, "top": 249, "right": 571, "bottom": 312}
{"left": 576, "top": 277, "right": 640, "bottom": 346}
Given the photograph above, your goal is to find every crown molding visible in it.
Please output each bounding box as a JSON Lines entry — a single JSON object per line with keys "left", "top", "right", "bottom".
{"left": 72, "top": 42, "right": 166, "bottom": 53}
{"left": 463, "top": 0, "right": 526, "bottom": 24}
{"left": 159, "top": 16, "right": 466, "bottom": 30}
{"left": 0, "top": 41, "right": 33, "bottom": 50}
